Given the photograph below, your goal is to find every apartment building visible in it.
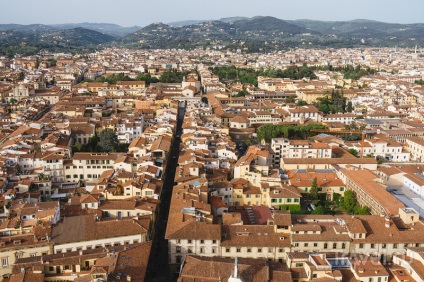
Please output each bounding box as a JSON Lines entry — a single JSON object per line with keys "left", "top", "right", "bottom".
{"left": 322, "top": 113, "right": 358, "bottom": 125}
{"left": 64, "top": 152, "right": 124, "bottom": 184}
{"left": 406, "top": 136, "right": 424, "bottom": 162}
{"left": 10, "top": 242, "right": 151, "bottom": 282}
{"left": 0, "top": 234, "right": 53, "bottom": 277}
{"left": 340, "top": 168, "right": 405, "bottom": 216}
{"left": 51, "top": 215, "right": 149, "bottom": 254}
{"left": 271, "top": 138, "right": 331, "bottom": 167}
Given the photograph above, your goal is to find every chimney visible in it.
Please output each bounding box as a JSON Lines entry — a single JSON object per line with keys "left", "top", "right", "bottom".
{"left": 127, "top": 275, "right": 131, "bottom": 282}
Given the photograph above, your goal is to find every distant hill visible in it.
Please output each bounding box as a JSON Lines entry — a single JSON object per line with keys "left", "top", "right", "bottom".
{"left": 1, "top": 17, "right": 424, "bottom": 57}
{"left": 0, "top": 27, "right": 115, "bottom": 45}
{"left": 122, "top": 17, "right": 320, "bottom": 50}
{"left": 0, "top": 23, "right": 140, "bottom": 37}
{"left": 0, "top": 24, "right": 54, "bottom": 31}
{"left": 231, "top": 16, "right": 319, "bottom": 35}
{"left": 0, "top": 27, "right": 116, "bottom": 57}
{"left": 288, "top": 19, "right": 424, "bottom": 39}
{"left": 50, "top": 23, "right": 141, "bottom": 37}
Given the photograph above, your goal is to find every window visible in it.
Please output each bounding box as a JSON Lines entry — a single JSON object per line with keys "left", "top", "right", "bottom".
{"left": 359, "top": 243, "right": 364, "bottom": 249}
{"left": 304, "top": 243, "right": 308, "bottom": 247}
{"left": 340, "top": 187, "right": 344, "bottom": 191}
{"left": 393, "top": 243, "right": 398, "bottom": 248}
{"left": 247, "top": 248, "right": 251, "bottom": 253}
{"left": 226, "top": 248, "right": 230, "bottom": 253}
{"left": 324, "top": 243, "right": 328, "bottom": 249}
{"left": 371, "top": 244, "right": 375, "bottom": 249}
{"left": 258, "top": 248, "right": 262, "bottom": 253}
{"left": 333, "top": 243, "right": 337, "bottom": 249}
{"left": 236, "top": 248, "right": 241, "bottom": 253}
{"left": 188, "top": 240, "right": 192, "bottom": 244}
{"left": 1, "top": 258, "right": 8, "bottom": 266}
{"left": 314, "top": 243, "right": 318, "bottom": 247}
{"left": 342, "top": 243, "right": 346, "bottom": 249}
{"left": 200, "top": 240, "right": 204, "bottom": 244}
{"left": 176, "top": 247, "right": 181, "bottom": 253}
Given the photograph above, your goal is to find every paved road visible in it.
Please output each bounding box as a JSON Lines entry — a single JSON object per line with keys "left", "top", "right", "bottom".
{"left": 145, "top": 107, "right": 184, "bottom": 282}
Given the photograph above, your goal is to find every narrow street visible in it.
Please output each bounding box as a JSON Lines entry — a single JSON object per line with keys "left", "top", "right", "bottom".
{"left": 145, "top": 105, "right": 185, "bottom": 282}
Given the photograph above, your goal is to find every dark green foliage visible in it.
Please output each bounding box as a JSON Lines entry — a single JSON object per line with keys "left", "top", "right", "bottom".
{"left": 117, "top": 143, "right": 130, "bottom": 153}
{"left": 97, "top": 73, "right": 133, "bottom": 84}
{"left": 0, "top": 27, "right": 114, "bottom": 57}
{"left": 311, "top": 206, "right": 327, "bottom": 215}
{"left": 136, "top": 73, "right": 159, "bottom": 86}
{"left": 310, "top": 177, "right": 319, "bottom": 200}
{"left": 209, "top": 65, "right": 317, "bottom": 87}
{"left": 348, "top": 149, "right": 359, "bottom": 157}
{"left": 347, "top": 101, "right": 353, "bottom": 112}
{"left": 47, "top": 58, "right": 57, "bottom": 67}
{"left": 296, "top": 100, "right": 308, "bottom": 106}
{"left": 415, "top": 79, "right": 424, "bottom": 85}
{"left": 354, "top": 205, "right": 370, "bottom": 215}
{"left": 160, "top": 70, "right": 191, "bottom": 83}
{"left": 313, "top": 90, "right": 347, "bottom": 114}
{"left": 311, "top": 65, "right": 377, "bottom": 80}
{"left": 332, "top": 193, "right": 342, "bottom": 204}
{"left": 343, "top": 190, "right": 357, "bottom": 213}
{"left": 339, "top": 190, "right": 369, "bottom": 215}
{"left": 98, "top": 129, "right": 119, "bottom": 152}
{"left": 237, "top": 90, "right": 249, "bottom": 97}
{"left": 256, "top": 123, "right": 326, "bottom": 142}
{"left": 72, "top": 131, "right": 128, "bottom": 153}
{"left": 95, "top": 71, "right": 184, "bottom": 86}
{"left": 279, "top": 204, "right": 301, "bottom": 212}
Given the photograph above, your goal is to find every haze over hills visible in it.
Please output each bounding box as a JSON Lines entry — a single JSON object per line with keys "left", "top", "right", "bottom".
{"left": 1, "top": 16, "right": 424, "bottom": 57}
{"left": 50, "top": 23, "right": 141, "bottom": 37}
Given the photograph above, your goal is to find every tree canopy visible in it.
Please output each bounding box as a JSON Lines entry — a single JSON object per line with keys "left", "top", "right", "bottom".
{"left": 209, "top": 65, "right": 318, "bottom": 87}
{"left": 256, "top": 123, "right": 327, "bottom": 142}
{"left": 98, "top": 129, "right": 119, "bottom": 152}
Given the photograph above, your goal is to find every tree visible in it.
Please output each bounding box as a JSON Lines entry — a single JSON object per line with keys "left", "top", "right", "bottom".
{"left": 343, "top": 190, "right": 357, "bottom": 214}
{"left": 415, "top": 79, "right": 424, "bottom": 86}
{"left": 73, "top": 141, "right": 83, "bottom": 152}
{"left": 347, "top": 101, "right": 353, "bottom": 113}
{"left": 237, "top": 90, "right": 248, "bottom": 97}
{"left": 98, "top": 129, "right": 119, "bottom": 152}
{"left": 354, "top": 205, "right": 369, "bottom": 215}
{"left": 296, "top": 100, "right": 308, "bottom": 106}
{"left": 311, "top": 205, "right": 326, "bottom": 215}
{"left": 310, "top": 177, "right": 319, "bottom": 200}
{"left": 348, "top": 148, "right": 359, "bottom": 157}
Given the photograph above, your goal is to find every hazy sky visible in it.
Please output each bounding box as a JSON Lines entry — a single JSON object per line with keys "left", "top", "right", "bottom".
{"left": 2, "top": 0, "right": 423, "bottom": 26}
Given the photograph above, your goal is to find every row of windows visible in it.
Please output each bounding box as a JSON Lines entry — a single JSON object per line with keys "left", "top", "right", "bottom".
{"left": 294, "top": 242, "right": 346, "bottom": 249}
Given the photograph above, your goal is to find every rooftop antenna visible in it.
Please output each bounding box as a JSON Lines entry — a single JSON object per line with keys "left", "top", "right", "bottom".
{"left": 415, "top": 45, "right": 418, "bottom": 54}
